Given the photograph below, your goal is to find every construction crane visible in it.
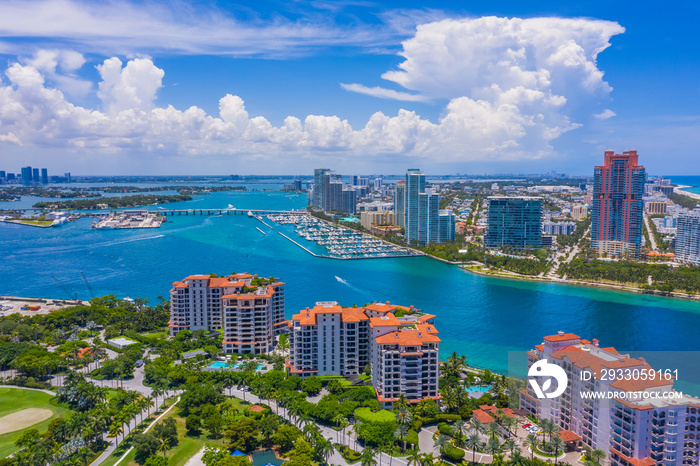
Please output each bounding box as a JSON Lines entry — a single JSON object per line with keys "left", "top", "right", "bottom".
{"left": 51, "top": 276, "right": 77, "bottom": 300}
{"left": 81, "top": 272, "right": 95, "bottom": 298}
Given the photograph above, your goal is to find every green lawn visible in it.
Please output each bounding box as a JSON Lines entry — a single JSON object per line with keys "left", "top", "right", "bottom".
{"left": 101, "top": 402, "right": 228, "bottom": 466}
{"left": 142, "top": 328, "right": 170, "bottom": 340}
{"left": 0, "top": 387, "right": 72, "bottom": 458}
{"left": 354, "top": 407, "right": 395, "bottom": 423}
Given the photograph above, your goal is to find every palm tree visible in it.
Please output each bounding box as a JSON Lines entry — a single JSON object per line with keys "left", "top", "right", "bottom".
{"left": 510, "top": 450, "right": 528, "bottom": 466}
{"left": 465, "top": 433, "right": 481, "bottom": 465}
{"left": 470, "top": 418, "right": 485, "bottom": 436}
{"left": 396, "top": 405, "right": 413, "bottom": 428}
{"left": 406, "top": 448, "right": 422, "bottom": 466}
{"left": 315, "top": 437, "right": 335, "bottom": 465}
{"left": 589, "top": 448, "right": 606, "bottom": 465}
{"left": 395, "top": 424, "right": 409, "bottom": 452}
{"left": 360, "top": 447, "right": 377, "bottom": 466}
{"left": 452, "top": 419, "right": 467, "bottom": 447}
{"left": 420, "top": 452, "right": 436, "bottom": 465}
{"left": 433, "top": 434, "right": 449, "bottom": 462}
{"left": 491, "top": 452, "right": 507, "bottom": 466}
{"left": 484, "top": 437, "right": 501, "bottom": 456}
{"left": 485, "top": 421, "right": 501, "bottom": 440}
{"left": 158, "top": 436, "right": 171, "bottom": 458}
{"left": 502, "top": 438, "right": 516, "bottom": 456}
{"left": 550, "top": 436, "right": 566, "bottom": 464}
{"left": 109, "top": 422, "right": 123, "bottom": 453}
{"left": 333, "top": 413, "right": 346, "bottom": 442}
{"left": 523, "top": 433, "right": 538, "bottom": 460}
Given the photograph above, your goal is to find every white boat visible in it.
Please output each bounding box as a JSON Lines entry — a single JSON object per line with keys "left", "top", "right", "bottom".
{"left": 247, "top": 211, "right": 253, "bottom": 218}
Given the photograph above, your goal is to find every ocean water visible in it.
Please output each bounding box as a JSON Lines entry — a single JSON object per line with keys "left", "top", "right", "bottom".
{"left": 3, "top": 188, "right": 700, "bottom": 387}
{"left": 668, "top": 175, "right": 700, "bottom": 195}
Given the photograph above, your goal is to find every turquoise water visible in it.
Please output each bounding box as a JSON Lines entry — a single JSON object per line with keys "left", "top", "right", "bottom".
{"left": 250, "top": 449, "right": 284, "bottom": 466}
{"left": 466, "top": 385, "right": 492, "bottom": 393}
{"left": 3, "top": 187, "right": 700, "bottom": 381}
{"left": 209, "top": 361, "right": 231, "bottom": 369}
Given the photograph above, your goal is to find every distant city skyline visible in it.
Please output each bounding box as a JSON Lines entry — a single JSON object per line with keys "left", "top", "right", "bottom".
{"left": 0, "top": 0, "right": 699, "bottom": 175}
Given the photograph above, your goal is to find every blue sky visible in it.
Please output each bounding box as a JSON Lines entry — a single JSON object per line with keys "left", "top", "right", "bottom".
{"left": 0, "top": 0, "right": 698, "bottom": 176}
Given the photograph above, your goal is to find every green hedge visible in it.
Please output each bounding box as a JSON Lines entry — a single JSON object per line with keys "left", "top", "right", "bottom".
{"left": 406, "top": 429, "right": 419, "bottom": 447}
{"left": 337, "top": 444, "right": 361, "bottom": 462}
{"left": 443, "top": 445, "right": 465, "bottom": 462}
{"left": 419, "top": 413, "right": 461, "bottom": 425}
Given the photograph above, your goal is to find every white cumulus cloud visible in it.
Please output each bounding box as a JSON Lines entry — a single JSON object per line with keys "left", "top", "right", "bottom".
{"left": 594, "top": 109, "right": 617, "bottom": 119}
{"left": 0, "top": 15, "right": 624, "bottom": 164}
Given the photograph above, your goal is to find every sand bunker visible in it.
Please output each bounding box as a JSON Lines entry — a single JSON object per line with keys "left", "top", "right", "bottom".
{"left": 0, "top": 408, "right": 53, "bottom": 434}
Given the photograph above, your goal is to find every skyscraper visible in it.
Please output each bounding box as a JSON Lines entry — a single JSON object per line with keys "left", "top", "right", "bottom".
{"left": 41, "top": 168, "right": 48, "bottom": 184}
{"left": 592, "top": 150, "right": 646, "bottom": 258}
{"left": 676, "top": 210, "right": 700, "bottom": 266}
{"left": 313, "top": 168, "right": 330, "bottom": 210}
{"left": 400, "top": 169, "right": 454, "bottom": 245}
{"left": 405, "top": 169, "right": 425, "bottom": 244}
{"left": 485, "top": 197, "right": 542, "bottom": 249}
{"left": 21, "top": 166, "right": 32, "bottom": 185}
{"left": 312, "top": 168, "right": 357, "bottom": 214}
{"left": 394, "top": 181, "right": 405, "bottom": 228}
{"left": 32, "top": 168, "right": 40, "bottom": 184}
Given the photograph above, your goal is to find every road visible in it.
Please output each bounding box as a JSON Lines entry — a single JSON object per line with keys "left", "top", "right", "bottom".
{"left": 643, "top": 213, "right": 658, "bottom": 250}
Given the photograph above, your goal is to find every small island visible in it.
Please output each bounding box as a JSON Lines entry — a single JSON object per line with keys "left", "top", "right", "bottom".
{"left": 33, "top": 194, "right": 193, "bottom": 210}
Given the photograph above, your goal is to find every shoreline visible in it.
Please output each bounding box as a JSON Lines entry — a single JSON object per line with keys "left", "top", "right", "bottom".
{"left": 461, "top": 265, "right": 700, "bottom": 302}
{"left": 674, "top": 185, "right": 700, "bottom": 200}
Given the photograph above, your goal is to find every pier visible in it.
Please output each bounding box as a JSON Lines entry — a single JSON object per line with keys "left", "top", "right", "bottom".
{"left": 157, "top": 208, "right": 300, "bottom": 216}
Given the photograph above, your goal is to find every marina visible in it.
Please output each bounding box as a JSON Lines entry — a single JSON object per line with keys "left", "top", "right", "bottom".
{"left": 267, "top": 213, "right": 421, "bottom": 260}
{"left": 91, "top": 210, "right": 163, "bottom": 229}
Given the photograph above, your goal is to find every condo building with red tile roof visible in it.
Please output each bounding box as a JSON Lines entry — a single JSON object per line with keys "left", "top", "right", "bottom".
{"left": 521, "top": 331, "right": 700, "bottom": 466}
{"left": 287, "top": 301, "right": 440, "bottom": 407}
{"left": 169, "top": 273, "right": 286, "bottom": 354}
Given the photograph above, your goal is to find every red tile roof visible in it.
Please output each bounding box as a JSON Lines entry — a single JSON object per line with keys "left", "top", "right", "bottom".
{"left": 543, "top": 333, "right": 581, "bottom": 342}
{"left": 472, "top": 409, "right": 495, "bottom": 424}
{"left": 611, "top": 449, "right": 656, "bottom": 466}
{"left": 558, "top": 430, "right": 581, "bottom": 443}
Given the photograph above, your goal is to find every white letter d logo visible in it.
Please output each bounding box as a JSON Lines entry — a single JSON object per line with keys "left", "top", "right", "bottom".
{"left": 528, "top": 360, "right": 568, "bottom": 399}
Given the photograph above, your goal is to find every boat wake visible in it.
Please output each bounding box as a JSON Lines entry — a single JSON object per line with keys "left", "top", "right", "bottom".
{"left": 335, "top": 276, "right": 349, "bottom": 285}
{"left": 98, "top": 234, "right": 165, "bottom": 247}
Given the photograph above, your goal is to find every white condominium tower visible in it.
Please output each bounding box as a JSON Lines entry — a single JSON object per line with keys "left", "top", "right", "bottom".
{"left": 169, "top": 273, "right": 286, "bottom": 354}
{"left": 287, "top": 301, "right": 440, "bottom": 407}
{"left": 521, "top": 332, "right": 700, "bottom": 466}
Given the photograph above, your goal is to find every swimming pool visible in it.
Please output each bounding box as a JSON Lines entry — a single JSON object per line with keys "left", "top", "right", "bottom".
{"left": 207, "top": 362, "right": 265, "bottom": 370}
{"left": 208, "top": 361, "right": 231, "bottom": 369}
{"left": 465, "top": 385, "right": 492, "bottom": 393}
{"left": 250, "top": 449, "right": 284, "bottom": 466}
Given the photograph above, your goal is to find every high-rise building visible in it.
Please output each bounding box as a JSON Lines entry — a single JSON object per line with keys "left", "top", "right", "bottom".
{"left": 405, "top": 169, "right": 425, "bottom": 244}
{"left": 21, "top": 166, "right": 32, "bottom": 185}
{"left": 32, "top": 168, "right": 40, "bottom": 184}
{"left": 311, "top": 168, "right": 357, "bottom": 214}
{"left": 520, "top": 332, "right": 700, "bottom": 466}
{"left": 592, "top": 150, "right": 646, "bottom": 258}
{"left": 287, "top": 301, "right": 440, "bottom": 407}
{"left": 676, "top": 210, "right": 700, "bottom": 266}
{"left": 0, "top": 171, "right": 5, "bottom": 180}
{"left": 394, "top": 181, "right": 406, "bottom": 228}
{"left": 169, "top": 273, "right": 286, "bottom": 354}
{"left": 396, "top": 170, "right": 453, "bottom": 245}
{"left": 438, "top": 210, "right": 456, "bottom": 243}
{"left": 64, "top": 172, "right": 71, "bottom": 183}
{"left": 313, "top": 168, "right": 330, "bottom": 210}
{"left": 360, "top": 210, "right": 395, "bottom": 230}
{"left": 41, "top": 168, "right": 48, "bottom": 185}
{"left": 542, "top": 221, "right": 577, "bottom": 236}
{"left": 571, "top": 205, "right": 588, "bottom": 220}
{"left": 485, "top": 197, "right": 542, "bottom": 249}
